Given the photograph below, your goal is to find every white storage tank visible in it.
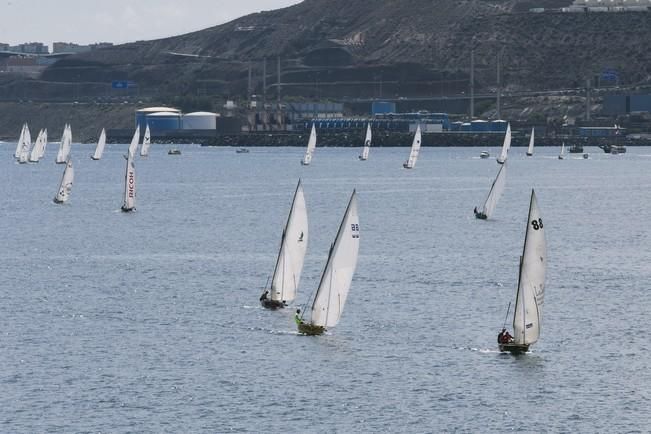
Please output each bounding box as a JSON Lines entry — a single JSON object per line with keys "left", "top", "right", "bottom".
{"left": 146, "top": 111, "right": 182, "bottom": 131}
{"left": 182, "top": 112, "right": 219, "bottom": 130}
{"left": 135, "top": 107, "right": 180, "bottom": 129}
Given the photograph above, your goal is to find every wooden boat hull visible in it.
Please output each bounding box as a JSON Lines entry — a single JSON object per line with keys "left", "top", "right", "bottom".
{"left": 298, "top": 323, "right": 326, "bottom": 336}
{"left": 499, "top": 343, "right": 530, "bottom": 354}
{"left": 260, "top": 298, "right": 285, "bottom": 310}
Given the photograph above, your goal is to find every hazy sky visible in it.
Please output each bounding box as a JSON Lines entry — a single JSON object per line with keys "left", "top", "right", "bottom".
{"left": 0, "top": 0, "right": 302, "bottom": 47}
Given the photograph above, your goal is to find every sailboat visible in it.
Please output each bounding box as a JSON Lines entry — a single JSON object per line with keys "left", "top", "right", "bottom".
{"left": 91, "top": 128, "right": 106, "bottom": 160}
{"left": 128, "top": 125, "right": 140, "bottom": 157}
{"left": 28, "top": 129, "right": 45, "bottom": 163}
{"left": 17, "top": 125, "right": 32, "bottom": 164}
{"left": 140, "top": 124, "right": 151, "bottom": 157}
{"left": 496, "top": 123, "right": 511, "bottom": 164}
{"left": 526, "top": 127, "right": 535, "bottom": 156}
{"left": 402, "top": 125, "right": 421, "bottom": 169}
{"left": 53, "top": 159, "right": 74, "bottom": 204}
{"left": 297, "top": 190, "right": 360, "bottom": 336}
{"left": 474, "top": 163, "right": 507, "bottom": 220}
{"left": 499, "top": 189, "right": 546, "bottom": 354}
{"left": 14, "top": 123, "right": 26, "bottom": 159}
{"left": 260, "top": 180, "right": 309, "bottom": 310}
{"left": 558, "top": 142, "right": 565, "bottom": 160}
{"left": 40, "top": 129, "right": 48, "bottom": 159}
{"left": 56, "top": 124, "right": 72, "bottom": 164}
{"left": 358, "top": 123, "right": 372, "bottom": 161}
{"left": 301, "top": 124, "right": 317, "bottom": 165}
{"left": 121, "top": 128, "right": 139, "bottom": 212}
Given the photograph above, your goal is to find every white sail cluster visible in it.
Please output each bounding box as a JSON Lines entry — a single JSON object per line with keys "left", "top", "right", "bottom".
{"left": 56, "top": 124, "right": 72, "bottom": 164}
{"left": 403, "top": 125, "right": 422, "bottom": 169}
{"left": 91, "top": 128, "right": 107, "bottom": 160}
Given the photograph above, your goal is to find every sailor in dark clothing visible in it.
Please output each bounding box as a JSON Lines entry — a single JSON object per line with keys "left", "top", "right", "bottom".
{"left": 294, "top": 309, "right": 303, "bottom": 325}
{"left": 498, "top": 328, "right": 505, "bottom": 344}
{"left": 260, "top": 290, "right": 269, "bottom": 302}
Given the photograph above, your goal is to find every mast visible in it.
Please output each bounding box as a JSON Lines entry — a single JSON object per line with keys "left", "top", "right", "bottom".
{"left": 480, "top": 162, "right": 506, "bottom": 218}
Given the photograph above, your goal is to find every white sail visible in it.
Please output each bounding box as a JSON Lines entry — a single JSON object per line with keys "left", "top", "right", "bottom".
{"left": 479, "top": 163, "right": 507, "bottom": 219}
{"left": 140, "top": 125, "right": 151, "bottom": 157}
{"left": 40, "top": 129, "right": 48, "bottom": 159}
{"left": 270, "top": 180, "right": 309, "bottom": 303}
{"left": 359, "top": 123, "right": 372, "bottom": 160}
{"left": 14, "top": 123, "right": 26, "bottom": 158}
{"left": 56, "top": 124, "right": 71, "bottom": 163}
{"left": 301, "top": 124, "right": 317, "bottom": 165}
{"left": 128, "top": 125, "right": 140, "bottom": 158}
{"left": 310, "top": 191, "right": 360, "bottom": 328}
{"left": 403, "top": 125, "right": 422, "bottom": 169}
{"left": 497, "top": 123, "right": 511, "bottom": 164}
{"left": 559, "top": 142, "right": 565, "bottom": 159}
{"left": 29, "top": 129, "right": 44, "bottom": 162}
{"left": 121, "top": 151, "right": 136, "bottom": 211}
{"left": 92, "top": 128, "right": 107, "bottom": 160}
{"left": 53, "top": 159, "right": 74, "bottom": 203}
{"left": 18, "top": 124, "right": 32, "bottom": 163}
{"left": 526, "top": 127, "right": 535, "bottom": 156}
{"left": 512, "top": 190, "right": 546, "bottom": 346}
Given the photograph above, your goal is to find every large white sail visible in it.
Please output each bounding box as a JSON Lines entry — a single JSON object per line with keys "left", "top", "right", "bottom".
{"left": 91, "top": 128, "right": 107, "bottom": 160}
{"left": 56, "top": 124, "right": 72, "bottom": 163}
{"left": 270, "top": 180, "right": 309, "bottom": 303}
{"left": 479, "top": 163, "right": 507, "bottom": 219}
{"left": 28, "top": 129, "right": 44, "bottom": 162}
{"left": 403, "top": 125, "right": 422, "bottom": 169}
{"left": 128, "top": 125, "right": 140, "bottom": 158}
{"left": 14, "top": 123, "right": 26, "bottom": 158}
{"left": 53, "top": 159, "right": 74, "bottom": 203}
{"left": 301, "top": 124, "right": 317, "bottom": 165}
{"left": 359, "top": 123, "right": 372, "bottom": 160}
{"left": 558, "top": 142, "right": 565, "bottom": 159}
{"left": 497, "top": 123, "right": 511, "bottom": 164}
{"left": 512, "top": 190, "right": 546, "bottom": 346}
{"left": 121, "top": 128, "right": 139, "bottom": 211}
{"left": 18, "top": 125, "right": 32, "bottom": 163}
{"left": 140, "top": 125, "right": 151, "bottom": 157}
{"left": 310, "top": 191, "right": 360, "bottom": 328}
{"left": 526, "top": 127, "right": 535, "bottom": 156}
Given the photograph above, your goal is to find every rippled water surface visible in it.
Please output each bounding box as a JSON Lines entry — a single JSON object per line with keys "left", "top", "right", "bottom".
{"left": 1, "top": 143, "right": 650, "bottom": 432}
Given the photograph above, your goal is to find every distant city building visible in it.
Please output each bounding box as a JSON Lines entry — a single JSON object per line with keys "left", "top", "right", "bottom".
{"left": 52, "top": 42, "right": 113, "bottom": 54}
{"left": 563, "top": 0, "right": 651, "bottom": 11}
{"left": 0, "top": 43, "right": 9, "bottom": 51}
{"left": 8, "top": 42, "right": 49, "bottom": 54}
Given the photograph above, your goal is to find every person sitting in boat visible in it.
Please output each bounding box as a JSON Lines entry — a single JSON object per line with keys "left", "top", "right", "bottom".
{"left": 498, "top": 328, "right": 513, "bottom": 344}
{"left": 294, "top": 309, "right": 303, "bottom": 325}
{"left": 259, "top": 290, "right": 269, "bottom": 302}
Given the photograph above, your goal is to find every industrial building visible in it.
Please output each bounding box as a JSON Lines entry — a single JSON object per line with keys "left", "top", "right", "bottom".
{"left": 603, "top": 94, "right": 651, "bottom": 115}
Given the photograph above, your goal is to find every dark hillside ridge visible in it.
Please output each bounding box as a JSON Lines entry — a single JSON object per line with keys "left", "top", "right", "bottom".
{"left": 28, "top": 0, "right": 651, "bottom": 100}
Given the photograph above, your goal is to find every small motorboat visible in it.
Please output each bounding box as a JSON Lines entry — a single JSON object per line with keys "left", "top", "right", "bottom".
{"left": 583, "top": 153, "right": 589, "bottom": 159}
{"left": 236, "top": 148, "right": 250, "bottom": 154}
{"left": 168, "top": 149, "right": 181, "bottom": 155}
{"left": 480, "top": 151, "right": 490, "bottom": 159}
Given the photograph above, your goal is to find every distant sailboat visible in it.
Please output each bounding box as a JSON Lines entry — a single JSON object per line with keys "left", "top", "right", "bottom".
{"left": 301, "top": 124, "right": 317, "bottom": 165}
{"left": 526, "top": 127, "right": 535, "bottom": 157}
{"left": 497, "top": 123, "right": 511, "bottom": 164}
{"left": 140, "top": 125, "right": 151, "bottom": 157}
{"left": 558, "top": 142, "right": 565, "bottom": 160}
{"left": 474, "top": 163, "right": 507, "bottom": 220}
{"left": 359, "top": 123, "right": 372, "bottom": 160}
{"left": 403, "top": 125, "right": 421, "bottom": 169}
{"left": 17, "top": 125, "right": 32, "bottom": 164}
{"left": 14, "top": 123, "right": 26, "bottom": 159}
{"left": 91, "top": 128, "right": 106, "bottom": 160}
{"left": 121, "top": 128, "right": 138, "bottom": 212}
{"left": 499, "top": 189, "right": 546, "bottom": 354}
{"left": 53, "top": 159, "right": 74, "bottom": 204}
{"left": 56, "top": 124, "right": 72, "bottom": 164}
{"left": 29, "top": 129, "right": 45, "bottom": 163}
{"left": 260, "top": 180, "right": 309, "bottom": 310}
{"left": 297, "top": 190, "right": 360, "bottom": 336}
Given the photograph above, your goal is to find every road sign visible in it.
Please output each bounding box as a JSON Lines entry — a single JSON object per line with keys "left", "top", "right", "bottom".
{"left": 111, "top": 80, "right": 129, "bottom": 89}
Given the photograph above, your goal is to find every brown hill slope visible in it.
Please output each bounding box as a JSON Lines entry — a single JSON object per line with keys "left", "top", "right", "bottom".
{"left": 33, "top": 0, "right": 651, "bottom": 100}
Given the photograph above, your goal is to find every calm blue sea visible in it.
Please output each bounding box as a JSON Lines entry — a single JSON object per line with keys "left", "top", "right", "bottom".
{"left": 1, "top": 143, "right": 650, "bottom": 432}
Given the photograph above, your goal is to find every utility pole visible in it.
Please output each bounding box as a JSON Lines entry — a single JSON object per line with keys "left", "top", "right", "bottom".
{"left": 470, "top": 47, "right": 475, "bottom": 119}
{"left": 247, "top": 61, "right": 252, "bottom": 105}
{"left": 585, "top": 78, "right": 592, "bottom": 121}
{"left": 276, "top": 56, "right": 281, "bottom": 104}
{"left": 496, "top": 49, "right": 503, "bottom": 120}
{"left": 262, "top": 57, "right": 267, "bottom": 104}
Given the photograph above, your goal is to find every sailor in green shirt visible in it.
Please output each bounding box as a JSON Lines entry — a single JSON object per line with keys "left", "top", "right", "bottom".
{"left": 294, "top": 309, "right": 303, "bottom": 325}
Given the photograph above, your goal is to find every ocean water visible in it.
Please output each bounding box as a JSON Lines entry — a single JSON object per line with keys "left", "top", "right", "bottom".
{"left": 1, "top": 143, "right": 650, "bottom": 432}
